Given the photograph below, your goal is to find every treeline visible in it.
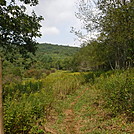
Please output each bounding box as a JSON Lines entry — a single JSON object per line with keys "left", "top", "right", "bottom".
{"left": 72, "top": 0, "right": 134, "bottom": 71}
{"left": 2, "top": 43, "right": 79, "bottom": 80}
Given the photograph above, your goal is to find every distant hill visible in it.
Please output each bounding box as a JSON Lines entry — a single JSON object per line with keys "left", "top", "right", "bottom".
{"left": 37, "top": 43, "right": 79, "bottom": 56}
{"left": 35, "top": 43, "right": 79, "bottom": 70}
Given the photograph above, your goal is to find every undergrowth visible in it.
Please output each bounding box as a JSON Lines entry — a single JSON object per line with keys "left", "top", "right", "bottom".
{"left": 3, "top": 68, "right": 134, "bottom": 133}
{"left": 94, "top": 69, "right": 134, "bottom": 120}
{"left": 3, "top": 70, "right": 83, "bottom": 133}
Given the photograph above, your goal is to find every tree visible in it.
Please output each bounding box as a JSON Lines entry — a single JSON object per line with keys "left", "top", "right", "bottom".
{"left": 98, "top": 0, "right": 134, "bottom": 69}
{"left": 72, "top": 40, "right": 109, "bottom": 71}
{"left": 0, "top": 57, "right": 4, "bottom": 134}
{"left": 74, "top": 0, "right": 134, "bottom": 70}
{"left": 0, "top": 0, "right": 43, "bottom": 133}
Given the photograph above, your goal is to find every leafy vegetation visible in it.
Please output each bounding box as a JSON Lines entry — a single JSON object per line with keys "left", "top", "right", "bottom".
{"left": 3, "top": 71, "right": 83, "bottom": 133}
{"left": 0, "top": 0, "right": 43, "bottom": 133}
{"left": 72, "top": 0, "right": 134, "bottom": 71}
{"left": 0, "top": 0, "right": 43, "bottom": 60}
{"left": 95, "top": 69, "right": 134, "bottom": 118}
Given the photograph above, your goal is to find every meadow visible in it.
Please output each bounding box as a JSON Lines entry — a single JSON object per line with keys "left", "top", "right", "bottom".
{"left": 3, "top": 68, "right": 134, "bottom": 133}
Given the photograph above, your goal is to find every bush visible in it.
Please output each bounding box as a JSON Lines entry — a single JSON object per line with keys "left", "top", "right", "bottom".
{"left": 3, "top": 78, "right": 43, "bottom": 99}
{"left": 4, "top": 85, "right": 54, "bottom": 133}
{"left": 82, "top": 70, "right": 104, "bottom": 83}
{"left": 95, "top": 69, "right": 134, "bottom": 119}
{"left": 3, "top": 76, "right": 54, "bottom": 133}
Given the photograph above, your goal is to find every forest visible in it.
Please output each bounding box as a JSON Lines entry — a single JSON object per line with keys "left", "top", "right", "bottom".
{"left": 0, "top": 0, "right": 134, "bottom": 134}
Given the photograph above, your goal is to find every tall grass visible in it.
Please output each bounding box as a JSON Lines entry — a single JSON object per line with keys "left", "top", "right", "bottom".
{"left": 3, "top": 78, "right": 47, "bottom": 133}
{"left": 3, "top": 71, "right": 84, "bottom": 133}
{"left": 42, "top": 71, "right": 85, "bottom": 99}
{"left": 3, "top": 69, "right": 133, "bottom": 133}
{"left": 94, "top": 69, "right": 134, "bottom": 120}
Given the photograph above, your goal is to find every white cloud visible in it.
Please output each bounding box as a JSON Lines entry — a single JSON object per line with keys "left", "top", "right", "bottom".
{"left": 25, "top": 0, "right": 82, "bottom": 46}
{"left": 42, "top": 26, "right": 60, "bottom": 35}
{"left": 34, "top": 0, "right": 77, "bottom": 24}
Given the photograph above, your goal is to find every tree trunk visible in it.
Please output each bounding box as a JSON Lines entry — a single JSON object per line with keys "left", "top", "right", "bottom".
{"left": 109, "top": 60, "right": 114, "bottom": 70}
{"left": 0, "top": 57, "right": 4, "bottom": 134}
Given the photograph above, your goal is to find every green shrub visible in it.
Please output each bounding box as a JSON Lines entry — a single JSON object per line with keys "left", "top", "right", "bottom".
{"left": 3, "top": 78, "right": 43, "bottom": 99}
{"left": 95, "top": 69, "right": 134, "bottom": 119}
{"left": 24, "top": 69, "right": 53, "bottom": 79}
{"left": 82, "top": 71, "right": 104, "bottom": 83}
{"left": 4, "top": 88, "right": 54, "bottom": 134}
{"left": 3, "top": 77, "right": 53, "bottom": 133}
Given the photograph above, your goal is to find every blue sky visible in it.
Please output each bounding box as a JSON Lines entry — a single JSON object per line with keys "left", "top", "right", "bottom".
{"left": 27, "top": 0, "right": 82, "bottom": 47}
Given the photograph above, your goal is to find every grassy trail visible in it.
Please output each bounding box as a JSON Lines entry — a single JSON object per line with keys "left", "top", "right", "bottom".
{"left": 43, "top": 84, "right": 134, "bottom": 134}
{"left": 43, "top": 86, "right": 89, "bottom": 134}
{"left": 63, "top": 87, "right": 89, "bottom": 134}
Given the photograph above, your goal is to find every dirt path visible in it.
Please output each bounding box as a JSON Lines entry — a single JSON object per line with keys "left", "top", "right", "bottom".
{"left": 64, "top": 109, "right": 79, "bottom": 134}
{"left": 43, "top": 88, "right": 89, "bottom": 134}
{"left": 63, "top": 88, "right": 89, "bottom": 134}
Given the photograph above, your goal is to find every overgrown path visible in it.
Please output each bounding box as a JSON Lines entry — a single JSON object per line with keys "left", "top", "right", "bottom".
{"left": 63, "top": 87, "right": 89, "bottom": 134}
{"left": 43, "top": 85, "right": 134, "bottom": 134}
{"left": 43, "top": 87, "right": 90, "bottom": 134}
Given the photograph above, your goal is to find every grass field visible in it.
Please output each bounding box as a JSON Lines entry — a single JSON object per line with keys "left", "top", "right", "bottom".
{"left": 4, "top": 69, "right": 134, "bottom": 133}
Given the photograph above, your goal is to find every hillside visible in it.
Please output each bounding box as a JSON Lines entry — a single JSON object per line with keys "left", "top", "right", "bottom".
{"left": 37, "top": 43, "right": 79, "bottom": 56}
{"left": 35, "top": 43, "right": 79, "bottom": 70}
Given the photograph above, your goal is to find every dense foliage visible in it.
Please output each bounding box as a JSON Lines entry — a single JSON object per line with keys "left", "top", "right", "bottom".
{"left": 0, "top": 0, "right": 43, "bottom": 60}
{"left": 2, "top": 43, "right": 79, "bottom": 81}
{"left": 94, "top": 69, "right": 134, "bottom": 118}
{"left": 0, "top": 1, "right": 42, "bottom": 133}
{"left": 73, "top": 0, "right": 134, "bottom": 71}
{"left": 1, "top": 0, "right": 133, "bottom": 133}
